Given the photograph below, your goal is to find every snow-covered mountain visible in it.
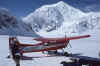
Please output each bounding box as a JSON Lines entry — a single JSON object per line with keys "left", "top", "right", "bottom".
{"left": 0, "top": 8, "right": 38, "bottom": 37}
{"left": 58, "top": 12, "right": 100, "bottom": 34}
{"left": 23, "top": 1, "right": 100, "bottom": 37}
{"left": 23, "top": 1, "right": 85, "bottom": 32}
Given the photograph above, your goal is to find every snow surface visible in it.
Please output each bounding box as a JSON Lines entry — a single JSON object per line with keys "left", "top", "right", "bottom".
{"left": 0, "top": 29, "right": 100, "bottom": 66}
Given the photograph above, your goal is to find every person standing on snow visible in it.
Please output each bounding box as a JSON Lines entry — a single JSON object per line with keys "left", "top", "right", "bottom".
{"left": 10, "top": 37, "right": 21, "bottom": 66}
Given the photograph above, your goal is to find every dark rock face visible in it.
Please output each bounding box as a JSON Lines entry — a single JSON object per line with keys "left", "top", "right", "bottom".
{"left": 0, "top": 8, "right": 39, "bottom": 37}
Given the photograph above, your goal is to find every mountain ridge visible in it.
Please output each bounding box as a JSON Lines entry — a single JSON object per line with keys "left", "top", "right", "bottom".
{"left": 0, "top": 8, "right": 38, "bottom": 37}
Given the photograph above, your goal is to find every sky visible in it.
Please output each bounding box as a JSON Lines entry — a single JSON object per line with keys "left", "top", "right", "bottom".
{"left": 0, "top": 0, "right": 62, "bottom": 18}
{"left": 0, "top": 0, "right": 99, "bottom": 18}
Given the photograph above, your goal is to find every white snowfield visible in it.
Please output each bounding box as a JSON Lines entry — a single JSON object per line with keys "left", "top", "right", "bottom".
{"left": 0, "top": 29, "right": 100, "bottom": 66}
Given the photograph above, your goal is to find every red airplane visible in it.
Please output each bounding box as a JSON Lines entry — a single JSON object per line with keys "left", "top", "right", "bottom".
{"left": 9, "top": 35, "right": 90, "bottom": 57}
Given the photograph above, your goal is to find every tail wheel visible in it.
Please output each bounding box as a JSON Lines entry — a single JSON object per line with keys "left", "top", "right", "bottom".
{"left": 63, "top": 52, "right": 69, "bottom": 56}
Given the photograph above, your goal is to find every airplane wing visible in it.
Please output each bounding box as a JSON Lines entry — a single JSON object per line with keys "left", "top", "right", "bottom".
{"left": 33, "top": 35, "right": 90, "bottom": 42}
{"left": 67, "top": 35, "right": 90, "bottom": 40}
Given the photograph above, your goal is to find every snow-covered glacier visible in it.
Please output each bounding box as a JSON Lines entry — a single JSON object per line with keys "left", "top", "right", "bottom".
{"left": 23, "top": 1, "right": 100, "bottom": 37}
{"left": 0, "top": 8, "right": 38, "bottom": 37}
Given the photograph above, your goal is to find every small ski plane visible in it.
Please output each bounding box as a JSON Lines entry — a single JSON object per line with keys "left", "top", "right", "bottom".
{"left": 9, "top": 35, "right": 90, "bottom": 58}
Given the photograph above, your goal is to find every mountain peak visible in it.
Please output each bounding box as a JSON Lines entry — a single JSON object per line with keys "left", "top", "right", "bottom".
{"left": 56, "top": 1, "right": 67, "bottom": 6}
{"left": 23, "top": 1, "right": 86, "bottom": 32}
{"left": 22, "top": 1, "right": 100, "bottom": 36}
